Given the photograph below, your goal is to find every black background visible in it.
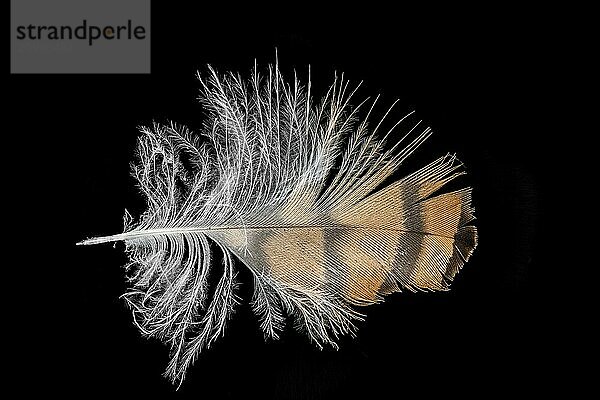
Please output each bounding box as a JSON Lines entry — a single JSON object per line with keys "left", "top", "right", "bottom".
{"left": 9, "top": 3, "right": 552, "bottom": 398}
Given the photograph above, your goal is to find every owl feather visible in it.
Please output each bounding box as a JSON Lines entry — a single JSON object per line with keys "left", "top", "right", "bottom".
{"left": 78, "top": 60, "right": 478, "bottom": 386}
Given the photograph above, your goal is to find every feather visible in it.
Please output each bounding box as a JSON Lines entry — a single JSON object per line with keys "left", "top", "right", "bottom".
{"left": 78, "top": 60, "right": 478, "bottom": 386}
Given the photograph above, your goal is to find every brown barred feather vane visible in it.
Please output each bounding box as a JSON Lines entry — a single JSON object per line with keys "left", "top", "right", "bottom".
{"left": 78, "top": 60, "right": 478, "bottom": 386}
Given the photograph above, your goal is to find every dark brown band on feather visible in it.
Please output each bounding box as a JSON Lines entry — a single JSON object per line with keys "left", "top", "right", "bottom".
{"left": 393, "top": 183, "right": 425, "bottom": 290}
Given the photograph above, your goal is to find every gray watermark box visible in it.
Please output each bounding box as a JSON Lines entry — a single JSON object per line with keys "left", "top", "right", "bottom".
{"left": 11, "top": 0, "right": 151, "bottom": 74}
